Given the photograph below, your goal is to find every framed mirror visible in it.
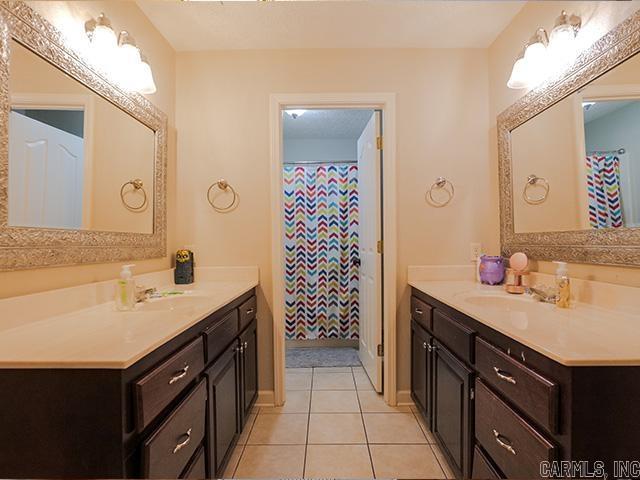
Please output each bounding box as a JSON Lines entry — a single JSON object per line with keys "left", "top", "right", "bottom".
{"left": 499, "top": 10, "right": 640, "bottom": 266}
{"left": 0, "top": 2, "right": 167, "bottom": 270}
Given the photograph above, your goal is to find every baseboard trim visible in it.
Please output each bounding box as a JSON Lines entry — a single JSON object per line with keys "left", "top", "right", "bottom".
{"left": 397, "top": 390, "right": 414, "bottom": 406}
{"left": 255, "top": 390, "right": 275, "bottom": 407}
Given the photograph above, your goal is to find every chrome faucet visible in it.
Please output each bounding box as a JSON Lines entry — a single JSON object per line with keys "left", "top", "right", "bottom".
{"left": 526, "top": 286, "right": 558, "bottom": 304}
{"left": 135, "top": 286, "right": 157, "bottom": 303}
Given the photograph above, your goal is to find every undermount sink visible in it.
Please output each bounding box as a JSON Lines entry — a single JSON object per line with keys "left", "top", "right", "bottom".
{"left": 134, "top": 294, "right": 211, "bottom": 312}
{"left": 460, "top": 294, "right": 537, "bottom": 310}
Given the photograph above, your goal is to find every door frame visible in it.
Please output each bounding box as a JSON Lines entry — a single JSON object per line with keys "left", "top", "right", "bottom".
{"left": 269, "top": 93, "right": 397, "bottom": 406}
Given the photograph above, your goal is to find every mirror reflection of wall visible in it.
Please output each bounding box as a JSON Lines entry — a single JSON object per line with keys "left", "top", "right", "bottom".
{"left": 511, "top": 51, "right": 640, "bottom": 233}
{"left": 7, "top": 40, "right": 155, "bottom": 234}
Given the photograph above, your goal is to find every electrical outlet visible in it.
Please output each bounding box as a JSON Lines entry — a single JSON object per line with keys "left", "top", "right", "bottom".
{"left": 470, "top": 243, "right": 482, "bottom": 262}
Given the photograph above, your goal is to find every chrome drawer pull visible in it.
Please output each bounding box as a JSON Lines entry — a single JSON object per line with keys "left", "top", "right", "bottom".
{"left": 493, "top": 429, "right": 516, "bottom": 455}
{"left": 423, "top": 342, "right": 428, "bottom": 349}
{"left": 244, "top": 341, "right": 248, "bottom": 349}
{"left": 173, "top": 428, "right": 192, "bottom": 454}
{"left": 427, "top": 344, "right": 433, "bottom": 352}
{"left": 246, "top": 308, "right": 255, "bottom": 315}
{"left": 415, "top": 308, "right": 423, "bottom": 315}
{"left": 493, "top": 366, "right": 516, "bottom": 385}
{"left": 168, "top": 365, "right": 190, "bottom": 385}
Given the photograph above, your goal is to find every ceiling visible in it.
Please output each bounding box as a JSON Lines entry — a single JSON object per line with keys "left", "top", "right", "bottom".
{"left": 283, "top": 109, "right": 373, "bottom": 139}
{"left": 583, "top": 99, "right": 636, "bottom": 124}
{"left": 136, "top": 1, "right": 525, "bottom": 51}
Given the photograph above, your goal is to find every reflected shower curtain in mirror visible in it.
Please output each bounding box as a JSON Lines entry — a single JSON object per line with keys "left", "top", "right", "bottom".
{"left": 283, "top": 164, "right": 359, "bottom": 340}
{"left": 586, "top": 154, "right": 623, "bottom": 229}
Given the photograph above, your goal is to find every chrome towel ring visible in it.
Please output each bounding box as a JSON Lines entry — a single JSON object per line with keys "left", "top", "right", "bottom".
{"left": 120, "top": 178, "right": 147, "bottom": 211}
{"left": 426, "top": 176, "right": 455, "bottom": 207}
{"left": 207, "top": 179, "right": 238, "bottom": 212}
{"left": 523, "top": 174, "right": 549, "bottom": 205}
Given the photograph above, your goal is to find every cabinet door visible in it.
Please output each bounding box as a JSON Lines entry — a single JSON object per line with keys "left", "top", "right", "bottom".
{"left": 206, "top": 343, "right": 241, "bottom": 477}
{"left": 240, "top": 319, "right": 258, "bottom": 424}
{"left": 411, "top": 320, "right": 432, "bottom": 426}
{"left": 433, "top": 340, "right": 474, "bottom": 480}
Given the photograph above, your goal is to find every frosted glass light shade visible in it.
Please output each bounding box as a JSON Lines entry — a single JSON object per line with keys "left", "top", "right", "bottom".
{"left": 136, "top": 60, "right": 157, "bottom": 94}
{"left": 90, "top": 24, "right": 118, "bottom": 69}
{"left": 549, "top": 23, "right": 577, "bottom": 66}
{"left": 523, "top": 41, "right": 548, "bottom": 86}
{"left": 507, "top": 56, "right": 529, "bottom": 89}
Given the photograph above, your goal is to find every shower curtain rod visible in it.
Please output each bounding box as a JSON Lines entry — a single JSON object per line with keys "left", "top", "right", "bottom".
{"left": 284, "top": 160, "right": 357, "bottom": 165}
{"left": 587, "top": 148, "right": 626, "bottom": 155}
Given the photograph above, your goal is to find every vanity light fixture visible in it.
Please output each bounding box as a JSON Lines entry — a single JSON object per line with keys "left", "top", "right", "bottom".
{"left": 507, "top": 11, "right": 582, "bottom": 90}
{"left": 286, "top": 109, "right": 306, "bottom": 119}
{"left": 85, "top": 14, "right": 156, "bottom": 94}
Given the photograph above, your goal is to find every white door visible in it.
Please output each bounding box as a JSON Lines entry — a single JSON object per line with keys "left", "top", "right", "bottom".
{"left": 357, "top": 111, "right": 383, "bottom": 392}
{"left": 9, "top": 110, "right": 84, "bottom": 229}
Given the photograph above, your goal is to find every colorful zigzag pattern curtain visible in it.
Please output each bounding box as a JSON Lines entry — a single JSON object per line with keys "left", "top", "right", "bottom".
{"left": 586, "top": 154, "right": 623, "bottom": 229}
{"left": 283, "top": 164, "right": 359, "bottom": 340}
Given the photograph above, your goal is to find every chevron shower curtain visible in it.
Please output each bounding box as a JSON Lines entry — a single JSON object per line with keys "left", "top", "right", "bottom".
{"left": 283, "top": 164, "right": 359, "bottom": 340}
{"left": 586, "top": 154, "right": 623, "bottom": 229}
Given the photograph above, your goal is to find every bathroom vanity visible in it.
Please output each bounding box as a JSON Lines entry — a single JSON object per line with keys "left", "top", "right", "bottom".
{"left": 410, "top": 282, "right": 640, "bottom": 480}
{"left": 0, "top": 284, "right": 258, "bottom": 479}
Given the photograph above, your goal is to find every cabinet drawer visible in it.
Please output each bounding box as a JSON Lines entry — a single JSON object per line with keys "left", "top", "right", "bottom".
{"left": 411, "top": 296, "right": 432, "bottom": 331}
{"left": 143, "top": 380, "right": 207, "bottom": 479}
{"left": 180, "top": 446, "right": 206, "bottom": 479}
{"left": 433, "top": 310, "right": 475, "bottom": 364}
{"left": 472, "top": 445, "right": 502, "bottom": 480}
{"left": 135, "top": 337, "right": 205, "bottom": 431}
{"left": 475, "top": 380, "right": 556, "bottom": 479}
{"left": 204, "top": 309, "right": 239, "bottom": 363}
{"left": 476, "top": 337, "right": 559, "bottom": 433}
{"left": 239, "top": 296, "right": 257, "bottom": 331}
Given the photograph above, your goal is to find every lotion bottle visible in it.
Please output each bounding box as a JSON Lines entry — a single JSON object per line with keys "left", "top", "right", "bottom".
{"left": 115, "top": 264, "right": 136, "bottom": 311}
{"left": 553, "top": 261, "right": 570, "bottom": 308}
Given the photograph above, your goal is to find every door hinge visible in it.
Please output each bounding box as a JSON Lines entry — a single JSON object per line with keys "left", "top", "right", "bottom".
{"left": 377, "top": 240, "right": 383, "bottom": 254}
{"left": 377, "top": 344, "right": 384, "bottom": 357}
{"left": 376, "top": 136, "right": 383, "bottom": 150}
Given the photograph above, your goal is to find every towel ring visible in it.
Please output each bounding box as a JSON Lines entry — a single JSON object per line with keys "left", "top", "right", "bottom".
{"left": 207, "top": 179, "right": 238, "bottom": 212}
{"left": 120, "top": 179, "right": 147, "bottom": 211}
{"left": 523, "top": 174, "right": 549, "bottom": 205}
{"left": 426, "top": 177, "right": 455, "bottom": 207}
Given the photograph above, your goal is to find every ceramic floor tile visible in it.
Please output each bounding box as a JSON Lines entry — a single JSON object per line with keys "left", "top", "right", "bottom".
{"left": 285, "top": 367, "right": 312, "bottom": 374}
{"left": 260, "top": 390, "right": 311, "bottom": 414}
{"left": 413, "top": 410, "right": 437, "bottom": 443}
{"left": 310, "top": 390, "right": 361, "bottom": 413}
{"left": 305, "top": 444, "right": 374, "bottom": 478}
{"left": 370, "top": 444, "right": 446, "bottom": 479}
{"left": 307, "top": 413, "right": 366, "bottom": 444}
{"left": 312, "top": 372, "right": 356, "bottom": 390}
{"left": 363, "top": 412, "right": 427, "bottom": 444}
{"left": 285, "top": 372, "right": 312, "bottom": 390}
{"left": 353, "top": 370, "right": 375, "bottom": 391}
{"left": 221, "top": 444, "right": 244, "bottom": 478}
{"left": 237, "top": 413, "right": 257, "bottom": 445}
{"left": 313, "top": 366, "right": 353, "bottom": 373}
{"left": 431, "top": 442, "right": 457, "bottom": 479}
{"left": 357, "top": 390, "right": 411, "bottom": 413}
{"left": 247, "top": 413, "right": 308, "bottom": 445}
{"left": 234, "top": 445, "right": 306, "bottom": 478}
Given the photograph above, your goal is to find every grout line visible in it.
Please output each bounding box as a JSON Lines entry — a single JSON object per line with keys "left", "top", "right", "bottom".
{"left": 302, "top": 366, "right": 314, "bottom": 477}
{"left": 352, "top": 367, "right": 377, "bottom": 479}
{"left": 428, "top": 443, "right": 451, "bottom": 479}
{"left": 410, "top": 410, "right": 429, "bottom": 443}
{"left": 230, "top": 411, "right": 258, "bottom": 478}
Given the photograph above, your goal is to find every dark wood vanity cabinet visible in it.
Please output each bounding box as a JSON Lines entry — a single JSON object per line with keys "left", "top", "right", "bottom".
{"left": 0, "top": 289, "right": 258, "bottom": 479}
{"left": 410, "top": 287, "right": 640, "bottom": 480}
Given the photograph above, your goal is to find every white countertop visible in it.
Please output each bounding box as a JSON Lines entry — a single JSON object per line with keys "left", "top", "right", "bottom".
{"left": 0, "top": 279, "right": 257, "bottom": 369}
{"left": 409, "top": 280, "right": 640, "bottom": 367}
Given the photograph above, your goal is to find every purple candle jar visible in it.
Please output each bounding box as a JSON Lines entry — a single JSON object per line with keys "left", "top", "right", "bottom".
{"left": 479, "top": 255, "right": 505, "bottom": 285}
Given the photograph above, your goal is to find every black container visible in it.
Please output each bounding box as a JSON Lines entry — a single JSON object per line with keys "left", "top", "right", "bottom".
{"left": 175, "top": 249, "right": 194, "bottom": 284}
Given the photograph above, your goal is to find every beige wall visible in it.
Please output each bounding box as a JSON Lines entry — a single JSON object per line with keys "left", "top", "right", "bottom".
{"left": 0, "top": 1, "right": 177, "bottom": 298}
{"left": 489, "top": 0, "right": 640, "bottom": 287}
{"left": 176, "top": 48, "right": 494, "bottom": 392}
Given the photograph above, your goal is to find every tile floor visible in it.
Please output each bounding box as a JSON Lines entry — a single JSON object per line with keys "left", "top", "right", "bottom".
{"left": 223, "top": 366, "right": 456, "bottom": 479}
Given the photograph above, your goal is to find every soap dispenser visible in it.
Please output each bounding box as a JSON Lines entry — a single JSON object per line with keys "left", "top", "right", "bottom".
{"left": 553, "top": 261, "right": 570, "bottom": 308}
{"left": 115, "top": 264, "right": 136, "bottom": 311}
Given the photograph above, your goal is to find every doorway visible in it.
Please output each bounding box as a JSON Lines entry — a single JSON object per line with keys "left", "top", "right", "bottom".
{"left": 269, "top": 93, "right": 397, "bottom": 407}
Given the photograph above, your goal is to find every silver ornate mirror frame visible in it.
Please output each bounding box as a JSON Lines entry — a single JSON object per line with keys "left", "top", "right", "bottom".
{"left": 0, "top": 1, "right": 167, "bottom": 271}
{"left": 498, "top": 10, "right": 640, "bottom": 267}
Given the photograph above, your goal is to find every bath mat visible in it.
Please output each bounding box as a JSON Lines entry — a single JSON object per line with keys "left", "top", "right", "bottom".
{"left": 286, "top": 347, "right": 362, "bottom": 368}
